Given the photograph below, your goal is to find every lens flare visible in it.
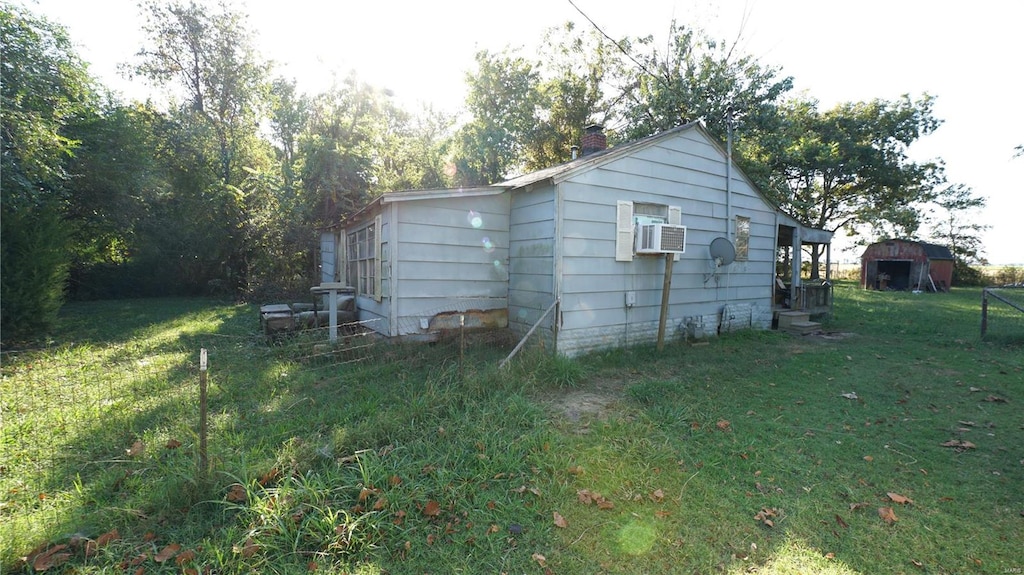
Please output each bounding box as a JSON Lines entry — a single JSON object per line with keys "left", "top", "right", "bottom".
{"left": 467, "top": 210, "right": 483, "bottom": 228}
{"left": 481, "top": 237, "right": 495, "bottom": 253}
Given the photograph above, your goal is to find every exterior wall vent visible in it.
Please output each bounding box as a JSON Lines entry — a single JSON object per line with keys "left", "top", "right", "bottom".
{"left": 636, "top": 223, "right": 687, "bottom": 254}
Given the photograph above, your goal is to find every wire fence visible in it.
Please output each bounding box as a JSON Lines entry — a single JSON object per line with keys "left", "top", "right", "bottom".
{"left": 0, "top": 310, "right": 555, "bottom": 566}
{"left": 981, "top": 286, "right": 1024, "bottom": 341}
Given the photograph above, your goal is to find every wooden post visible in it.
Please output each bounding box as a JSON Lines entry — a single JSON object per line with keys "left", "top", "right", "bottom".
{"left": 657, "top": 253, "right": 675, "bottom": 351}
{"left": 459, "top": 314, "right": 465, "bottom": 382}
{"left": 981, "top": 289, "right": 988, "bottom": 337}
{"left": 199, "top": 348, "right": 209, "bottom": 480}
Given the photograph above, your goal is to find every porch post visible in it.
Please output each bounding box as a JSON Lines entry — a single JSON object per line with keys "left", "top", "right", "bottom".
{"left": 790, "top": 227, "right": 801, "bottom": 306}
{"left": 825, "top": 243, "right": 832, "bottom": 281}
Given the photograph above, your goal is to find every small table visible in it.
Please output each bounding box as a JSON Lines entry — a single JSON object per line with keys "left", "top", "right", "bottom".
{"left": 310, "top": 283, "right": 354, "bottom": 342}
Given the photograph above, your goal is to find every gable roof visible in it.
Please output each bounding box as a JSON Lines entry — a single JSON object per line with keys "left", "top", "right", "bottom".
{"left": 498, "top": 122, "right": 702, "bottom": 189}
{"left": 863, "top": 239, "right": 954, "bottom": 260}
{"left": 340, "top": 121, "right": 830, "bottom": 243}
{"left": 919, "top": 242, "right": 954, "bottom": 260}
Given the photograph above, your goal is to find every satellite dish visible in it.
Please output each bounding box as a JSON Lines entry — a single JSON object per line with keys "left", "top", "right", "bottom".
{"left": 709, "top": 237, "right": 736, "bottom": 267}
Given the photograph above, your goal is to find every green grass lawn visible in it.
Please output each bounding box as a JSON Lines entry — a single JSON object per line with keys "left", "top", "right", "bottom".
{"left": 1, "top": 284, "right": 1022, "bottom": 574}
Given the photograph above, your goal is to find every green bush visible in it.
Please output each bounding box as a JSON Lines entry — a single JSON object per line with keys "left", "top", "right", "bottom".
{"left": 953, "top": 258, "right": 986, "bottom": 286}
{"left": 0, "top": 204, "right": 71, "bottom": 343}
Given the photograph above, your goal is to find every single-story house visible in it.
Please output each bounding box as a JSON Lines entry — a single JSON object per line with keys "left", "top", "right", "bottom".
{"left": 860, "top": 239, "right": 954, "bottom": 292}
{"left": 320, "top": 122, "right": 833, "bottom": 356}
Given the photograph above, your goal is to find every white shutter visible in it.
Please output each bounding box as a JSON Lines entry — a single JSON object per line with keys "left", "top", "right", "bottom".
{"left": 373, "top": 214, "right": 383, "bottom": 302}
{"left": 668, "top": 205, "right": 682, "bottom": 261}
{"left": 615, "top": 201, "right": 634, "bottom": 262}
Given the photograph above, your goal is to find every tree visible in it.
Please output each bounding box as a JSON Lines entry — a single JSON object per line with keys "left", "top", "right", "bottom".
{"left": 268, "top": 77, "right": 309, "bottom": 193}
{"left": 745, "top": 95, "right": 943, "bottom": 277}
{"left": 129, "top": 0, "right": 269, "bottom": 186}
{"left": 451, "top": 49, "right": 542, "bottom": 185}
{"left": 128, "top": 0, "right": 273, "bottom": 292}
{"left": 522, "top": 23, "right": 613, "bottom": 170}
{"left": 1, "top": 4, "right": 94, "bottom": 340}
{"left": 299, "top": 75, "right": 389, "bottom": 226}
{"left": 613, "top": 21, "right": 792, "bottom": 145}
{"left": 62, "top": 100, "right": 169, "bottom": 298}
{"left": 926, "top": 183, "right": 988, "bottom": 285}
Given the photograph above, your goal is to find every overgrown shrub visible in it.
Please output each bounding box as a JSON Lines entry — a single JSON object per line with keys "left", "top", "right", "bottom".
{"left": 0, "top": 204, "right": 71, "bottom": 342}
{"left": 953, "top": 259, "right": 986, "bottom": 286}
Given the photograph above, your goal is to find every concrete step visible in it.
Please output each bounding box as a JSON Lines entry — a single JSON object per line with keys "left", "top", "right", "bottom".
{"left": 783, "top": 320, "right": 821, "bottom": 335}
{"left": 777, "top": 310, "right": 810, "bottom": 329}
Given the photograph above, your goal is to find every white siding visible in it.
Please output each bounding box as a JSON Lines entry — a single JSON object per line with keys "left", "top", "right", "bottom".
{"left": 391, "top": 194, "right": 511, "bottom": 336}
{"left": 508, "top": 185, "right": 557, "bottom": 344}
{"left": 554, "top": 130, "right": 776, "bottom": 356}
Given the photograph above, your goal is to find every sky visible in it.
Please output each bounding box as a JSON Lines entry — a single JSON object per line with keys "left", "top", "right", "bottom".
{"left": 19, "top": 0, "right": 1024, "bottom": 264}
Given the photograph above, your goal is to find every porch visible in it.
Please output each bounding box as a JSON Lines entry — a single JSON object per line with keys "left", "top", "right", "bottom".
{"left": 774, "top": 220, "right": 834, "bottom": 324}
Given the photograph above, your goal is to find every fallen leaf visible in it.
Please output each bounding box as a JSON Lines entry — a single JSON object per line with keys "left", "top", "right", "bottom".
{"left": 426, "top": 534, "right": 436, "bottom": 545}
{"left": 422, "top": 500, "right": 441, "bottom": 517}
{"left": 84, "top": 529, "right": 120, "bottom": 556}
{"left": 912, "top": 559, "right": 924, "bottom": 569}
{"left": 567, "top": 465, "right": 584, "bottom": 476}
{"left": 940, "top": 439, "right": 976, "bottom": 450}
{"left": 650, "top": 488, "right": 665, "bottom": 502}
{"left": 984, "top": 395, "right": 1007, "bottom": 403}
{"left": 154, "top": 543, "right": 181, "bottom": 562}
{"left": 258, "top": 468, "right": 281, "bottom": 486}
{"left": 887, "top": 492, "right": 914, "bottom": 505}
{"left": 235, "top": 537, "right": 258, "bottom": 558}
{"left": 127, "top": 440, "right": 144, "bottom": 458}
{"left": 878, "top": 506, "right": 897, "bottom": 525}
{"left": 175, "top": 549, "right": 196, "bottom": 565}
{"left": 532, "top": 553, "right": 547, "bottom": 567}
{"left": 835, "top": 514, "right": 848, "bottom": 529}
{"left": 31, "top": 545, "right": 71, "bottom": 571}
{"left": 754, "top": 508, "right": 779, "bottom": 527}
{"left": 825, "top": 552, "right": 835, "bottom": 559}
{"left": 597, "top": 499, "right": 615, "bottom": 510}
{"left": 165, "top": 439, "right": 182, "bottom": 449}
{"left": 487, "top": 524, "right": 500, "bottom": 534}
{"left": 577, "top": 489, "right": 594, "bottom": 505}
{"left": 225, "top": 484, "right": 247, "bottom": 502}
{"left": 958, "top": 420, "right": 976, "bottom": 426}
{"left": 358, "top": 487, "right": 376, "bottom": 502}
{"left": 840, "top": 392, "right": 859, "bottom": 400}
{"left": 389, "top": 475, "right": 402, "bottom": 486}
{"left": 863, "top": 455, "right": 874, "bottom": 462}
{"left": 553, "top": 511, "right": 568, "bottom": 528}
{"left": 969, "top": 387, "right": 981, "bottom": 392}
{"left": 716, "top": 419, "right": 731, "bottom": 431}
{"left": 373, "top": 496, "right": 388, "bottom": 511}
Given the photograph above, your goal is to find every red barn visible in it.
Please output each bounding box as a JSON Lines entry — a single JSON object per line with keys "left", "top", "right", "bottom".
{"left": 860, "top": 239, "right": 954, "bottom": 292}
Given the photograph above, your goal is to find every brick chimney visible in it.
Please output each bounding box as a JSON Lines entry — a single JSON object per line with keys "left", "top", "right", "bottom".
{"left": 580, "top": 124, "right": 607, "bottom": 156}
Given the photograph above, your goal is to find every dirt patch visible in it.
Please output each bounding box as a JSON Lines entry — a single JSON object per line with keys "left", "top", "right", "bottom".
{"left": 543, "top": 374, "right": 630, "bottom": 431}
{"left": 551, "top": 390, "right": 617, "bottom": 423}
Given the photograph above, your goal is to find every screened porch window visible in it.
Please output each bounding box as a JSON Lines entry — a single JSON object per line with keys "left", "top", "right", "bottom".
{"left": 347, "top": 224, "right": 376, "bottom": 296}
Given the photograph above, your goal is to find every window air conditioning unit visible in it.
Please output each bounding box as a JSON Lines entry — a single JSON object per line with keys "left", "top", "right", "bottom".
{"left": 636, "top": 223, "right": 687, "bottom": 254}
